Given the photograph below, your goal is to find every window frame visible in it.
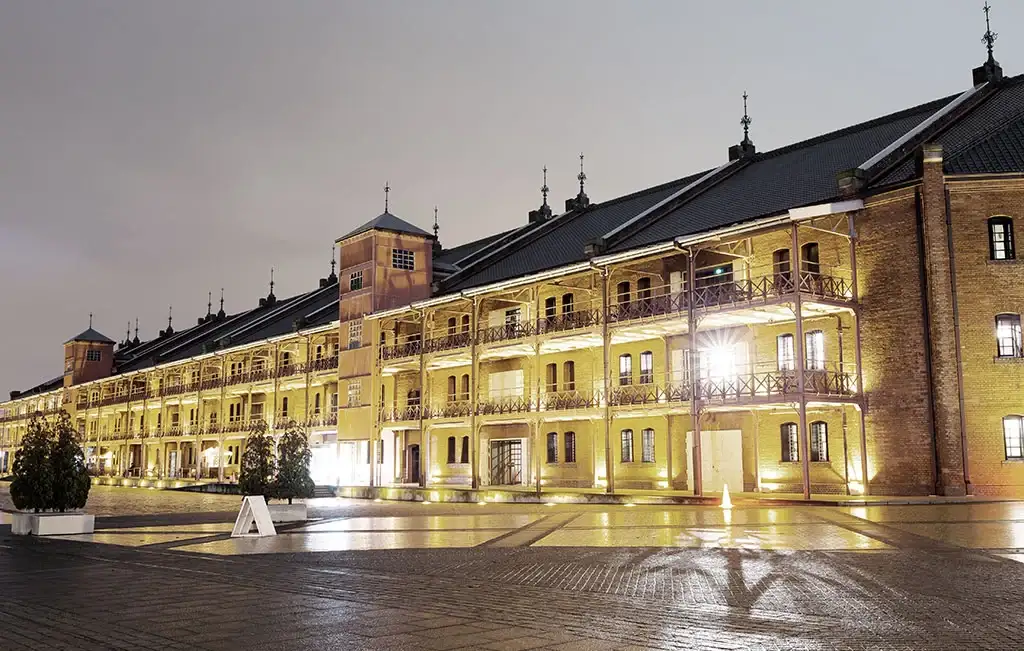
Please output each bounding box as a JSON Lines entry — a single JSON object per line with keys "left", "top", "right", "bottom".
{"left": 562, "top": 361, "right": 576, "bottom": 391}
{"left": 85, "top": 349, "right": 101, "bottom": 362}
{"left": 988, "top": 216, "right": 1016, "bottom": 261}
{"left": 349, "top": 270, "right": 363, "bottom": 291}
{"left": 564, "top": 431, "right": 577, "bottom": 463}
{"left": 619, "top": 354, "right": 633, "bottom": 386}
{"left": 781, "top": 422, "right": 799, "bottom": 462}
{"left": 996, "top": 314, "right": 1023, "bottom": 358}
{"left": 810, "top": 421, "right": 829, "bottom": 462}
{"left": 545, "top": 363, "right": 558, "bottom": 393}
{"left": 641, "top": 428, "right": 655, "bottom": 463}
{"left": 1004, "top": 415, "right": 1023, "bottom": 459}
{"left": 620, "top": 429, "right": 634, "bottom": 463}
{"left": 460, "top": 436, "right": 470, "bottom": 464}
{"left": 639, "top": 351, "right": 654, "bottom": 384}
{"left": 391, "top": 248, "right": 415, "bottom": 271}
{"left": 800, "top": 242, "right": 820, "bottom": 274}
{"left": 804, "top": 330, "right": 825, "bottom": 370}
{"left": 546, "top": 432, "right": 558, "bottom": 464}
{"left": 446, "top": 436, "right": 457, "bottom": 464}
{"left": 777, "top": 333, "right": 796, "bottom": 371}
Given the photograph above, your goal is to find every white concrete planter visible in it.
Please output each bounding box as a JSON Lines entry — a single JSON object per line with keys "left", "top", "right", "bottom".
{"left": 11, "top": 512, "right": 95, "bottom": 536}
{"left": 267, "top": 503, "right": 307, "bottom": 523}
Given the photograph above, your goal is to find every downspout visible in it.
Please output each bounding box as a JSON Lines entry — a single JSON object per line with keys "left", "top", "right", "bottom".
{"left": 914, "top": 189, "right": 942, "bottom": 494}
{"left": 944, "top": 188, "right": 971, "bottom": 493}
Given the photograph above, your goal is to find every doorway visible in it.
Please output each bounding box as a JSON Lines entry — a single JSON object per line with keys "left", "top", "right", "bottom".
{"left": 488, "top": 440, "right": 523, "bottom": 485}
{"left": 408, "top": 444, "right": 420, "bottom": 484}
{"left": 685, "top": 429, "right": 743, "bottom": 493}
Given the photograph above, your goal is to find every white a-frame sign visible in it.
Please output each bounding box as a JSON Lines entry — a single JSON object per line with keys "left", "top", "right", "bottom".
{"left": 231, "top": 495, "right": 277, "bottom": 537}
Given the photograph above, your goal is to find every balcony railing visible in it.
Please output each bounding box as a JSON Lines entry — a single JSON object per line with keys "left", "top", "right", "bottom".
{"left": 309, "top": 355, "right": 338, "bottom": 373}
{"left": 434, "top": 400, "right": 473, "bottom": 418}
{"left": 695, "top": 363, "right": 856, "bottom": 403}
{"left": 540, "top": 388, "right": 602, "bottom": 411}
{"left": 609, "top": 377, "right": 692, "bottom": 406}
{"left": 380, "top": 405, "right": 423, "bottom": 422}
{"left": 476, "top": 395, "right": 532, "bottom": 415}
{"left": 609, "top": 284, "right": 688, "bottom": 324}
{"left": 423, "top": 332, "right": 472, "bottom": 354}
{"left": 537, "top": 305, "right": 603, "bottom": 334}
{"left": 380, "top": 339, "right": 422, "bottom": 361}
{"left": 478, "top": 321, "right": 536, "bottom": 345}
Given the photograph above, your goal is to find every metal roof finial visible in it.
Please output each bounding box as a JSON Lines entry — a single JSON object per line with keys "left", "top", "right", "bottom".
{"left": 207, "top": 291, "right": 212, "bottom": 316}
{"left": 167, "top": 306, "right": 173, "bottom": 330}
{"left": 741, "top": 91, "right": 752, "bottom": 145}
{"left": 218, "top": 288, "right": 225, "bottom": 318}
{"left": 541, "top": 166, "right": 549, "bottom": 207}
{"left": 134, "top": 318, "right": 139, "bottom": 342}
{"left": 269, "top": 267, "right": 276, "bottom": 300}
{"left": 983, "top": 2, "right": 998, "bottom": 64}
{"left": 89, "top": 313, "right": 93, "bottom": 329}
{"left": 433, "top": 206, "right": 439, "bottom": 239}
{"left": 384, "top": 182, "right": 390, "bottom": 213}
{"left": 578, "top": 153, "right": 587, "bottom": 196}
{"left": 330, "top": 247, "right": 336, "bottom": 276}
{"left": 126, "top": 321, "right": 131, "bottom": 343}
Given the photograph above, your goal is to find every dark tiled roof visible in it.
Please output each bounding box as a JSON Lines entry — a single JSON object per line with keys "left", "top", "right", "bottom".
{"left": 14, "top": 376, "right": 63, "bottom": 399}
{"left": 65, "top": 327, "right": 116, "bottom": 345}
{"left": 440, "top": 75, "right": 1023, "bottom": 293}
{"left": 443, "top": 174, "right": 706, "bottom": 291}
{"left": 435, "top": 228, "right": 519, "bottom": 266}
{"left": 339, "top": 211, "right": 432, "bottom": 241}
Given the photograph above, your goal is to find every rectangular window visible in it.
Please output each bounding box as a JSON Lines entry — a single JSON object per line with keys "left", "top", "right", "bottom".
{"left": 504, "top": 307, "right": 521, "bottom": 325}
{"left": 460, "top": 436, "right": 469, "bottom": 464}
{"left": 347, "top": 381, "right": 361, "bottom": 407}
{"left": 641, "top": 428, "right": 655, "bottom": 463}
{"left": 996, "top": 314, "right": 1023, "bottom": 358}
{"left": 990, "top": 217, "right": 1015, "bottom": 260}
{"left": 620, "top": 429, "right": 634, "bottom": 463}
{"left": 781, "top": 423, "right": 799, "bottom": 462}
{"left": 777, "top": 334, "right": 795, "bottom": 371}
{"left": 564, "top": 432, "right": 576, "bottom": 463}
{"left": 86, "top": 349, "right": 101, "bottom": 362}
{"left": 348, "top": 321, "right": 362, "bottom": 349}
{"left": 447, "top": 436, "right": 456, "bottom": 464}
{"left": 1004, "top": 416, "right": 1023, "bottom": 459}
{"left": 639, "top": 351, "right": 654, "bottom": 384}
{"left": 392, "top": 249, "right": 414, "bottom": 270}
{"left": 545, "top": 363, "right": 558, "bottom": 393}
{"left": 546, "top": 432, "right": 558, "bottom": 464}
{"left": 349, "top": 270, "right": 363, "bottom": 291}
{"left": 810, "top": 421, "right": 828, "bottom": 462}
{"left": 804, "top": 330, "right": 825, "bottom": 370}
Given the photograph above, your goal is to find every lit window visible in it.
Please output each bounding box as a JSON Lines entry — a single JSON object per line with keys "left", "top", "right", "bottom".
{"left": 800, "top": 242, "right": 820, "bottom": 274}
{"left": 996, "top": 314, "right": 1023, "bottom": 358}
{"left": 447, "top": 375, "right": 457, "bottom": 402}
{"left": 349, "top": 270, "right": 363, "bottom": 291}
{"left": 348, "top": 321, "right": 362, "bottom": 349}
{"left": 810, "top": 421, "right": 828, "bottom": 462}
{"left": 989, "top": 217, "right": 1015, "bottom": 260}
{"left": 281, "top": 397, "right": 289, "bottom": 417}
{"left": 460, "top": 374, "right": 470, "bottom": 401}
{"left": 546, "top": 363, "right": 558, "bottom": 392}
{"left": 805, "top": 330, "right": 825, "bottom": 370}
{"left": 619, "top": 354, "right": 633, "bottom": 386}
{"left": 563, "top": 361, "right": 576, "bottom": 391}
{"left": 620, "top": 429, "right": 634, "bottom": 463}
{"left": 86, "top": 349, "right": 101, "bottom": 362}
{"left": 447, "top": 317, "right": 457, "bottom": 334}
{"left": 546, "top": 432, "right": 558, "bottom": 463}
{"left": 641, "top": 428, "right": 655, "bottom": 463}
{"left": 564, "top": 432, "right": 576, "bottom": 463}
{"left": 347, "top": 381, "right": 361, "bottom": 407}
{"left": 561, "top": 293, "right": 574, "bottom": 315}
{"left": 639, "top": 351, "right": 654, "bottom": 384}
{"left": 781, "top": 422, "right": 799, "bottom": 462}
{"left": 1004, "top": 416, "right": 1023, "bottom": 459}
{"left": 392, "top": 249, "right": 414, "bottom": 270}
{"left": 504, "top": 307, "right": 521, "bottom": 325}
{"left": 777, "top": 334, "right": 795, "bottom": 371}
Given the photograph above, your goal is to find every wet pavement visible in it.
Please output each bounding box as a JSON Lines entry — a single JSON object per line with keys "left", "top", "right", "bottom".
{"left": 2, "top": 485, "right": 1024, "bottom": 649}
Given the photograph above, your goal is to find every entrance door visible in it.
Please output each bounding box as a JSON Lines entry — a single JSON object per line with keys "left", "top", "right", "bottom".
{"left": 686, "top": 429, "right": 743, "bottom": 493}
{"left": 489, "top": 440, "right": 522, "bottom": 485}
{"left": 408, "top": 445, "right": 420, "bottom": 484}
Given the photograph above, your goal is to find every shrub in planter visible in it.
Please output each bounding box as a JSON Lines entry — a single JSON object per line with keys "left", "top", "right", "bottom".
{"left": 9, "top": 415, "right": 55, "bottom": 513}
{"left": 50, "top": 411, "right": 91, "bottom": 512}
{"left": 274, "top": 421, "right": 314, "bottom": 505}
{"left": 239, "top": 419, "right": 275, "bottom": 498}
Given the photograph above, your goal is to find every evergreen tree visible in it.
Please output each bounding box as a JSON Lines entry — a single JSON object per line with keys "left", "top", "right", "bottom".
{"left": 10, "top": 415, "right": 55, "bottom": 513}
{"left": 239, "top": 419, "right": 275, "bottom": 498}
{"left": 49, "top": 410, "right": 91, "bottom": 512}
{"left": 274, "top": 421, "right": 314, "bottom": 505}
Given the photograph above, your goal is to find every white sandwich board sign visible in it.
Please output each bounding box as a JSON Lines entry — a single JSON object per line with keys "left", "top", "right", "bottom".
{"left": 231, "top": 495, "right": 277, "bottom": 537}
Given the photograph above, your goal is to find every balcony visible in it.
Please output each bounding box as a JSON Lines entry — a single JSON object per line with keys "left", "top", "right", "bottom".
{"left": 433, "top": 400, "right": 473, "bottom": 419}
{"left": 608, "top": 285, "right": 687, "bottom": 325}
{"left": 160, "top": 383, "right": 186, "bottom": 398}
{"left": 478, "top": 320, "right": 536, "bottom": 345}
{"left": 540, "top": 388, "right": 602, "bottom": 412}
{"left": 538, "top": 304, "right": 603, "bottom": 335}
{"left": 380, "top": 339, "right": 422, "bottom": 361}
{"left": 380, "top": 405, "right": 423, "bottom": 423}
{"left": 609, "top": 375, "right": 692, "bottom": 407}
{"left": 423, "top": 332, "right": 472, "bottom": 355}
{"left": 200, "top": 377, "right": 223, "bottom": 391}
{"left": 309, "top": 355, "right": 338, "bottom": 373}
{"left": 691, "top": 266, "right": 853, "bottom": 312}
{"left": 476, "top": 394, "right": 532, "bottom": 416}
{"left": 695, "top": 363, "right": 856, "bottom": 404}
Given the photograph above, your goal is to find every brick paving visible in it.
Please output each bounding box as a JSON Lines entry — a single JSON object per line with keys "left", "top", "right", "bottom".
{"left": 2, "top": 486, "right": 1024, "bottom": 649}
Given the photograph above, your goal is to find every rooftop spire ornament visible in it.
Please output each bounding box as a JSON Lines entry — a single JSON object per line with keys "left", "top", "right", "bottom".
{"left": 983, "top": 2, "right": 997, "bottom": 64}
{"left": 741, "top": 91, "right": 752, "bottom": 145}
{"left": 577, "top": 153, "right": 587, "bottom": 197}
{"left": 207, "top": 291, "right": 213, "bottom": 316}
{"left": 89, "top": 313, "right": 93, "bottom": 329}
{"left": 541, "top": 166, "right": 550, "bottom": 208}
{"left": 974, "top": 2, "right": 1004, "bottom": 84}
{"left": 167, "top": 306, "right": 173, "bottom": 330}
{"left": 218, "top": 288, "right": 225, "bottom": 318}
{"left": 384, "top": 182, "right": 390, "bottom": 213}
{"left": 433, "top": 206, "right": 439, "bottom": 239}
{"left": 330, "top": 247, "right": 336, "bottom": 277}
{"left": 133, "top": 318, "right": 140, "bottom": 344}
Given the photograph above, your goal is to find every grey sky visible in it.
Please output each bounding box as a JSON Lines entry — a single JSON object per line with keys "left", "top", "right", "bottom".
{"left": 1, "top": 0, "right": 1020, "bottom": 396}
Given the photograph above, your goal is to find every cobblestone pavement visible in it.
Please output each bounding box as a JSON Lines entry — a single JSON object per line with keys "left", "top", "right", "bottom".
{"left": 2, "top": 486, "right": 1024, "bottom": 650}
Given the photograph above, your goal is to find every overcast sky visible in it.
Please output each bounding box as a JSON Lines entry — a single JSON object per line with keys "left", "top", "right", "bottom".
{"left": 1, "top": 0, "right": 1021, "bottom": 396}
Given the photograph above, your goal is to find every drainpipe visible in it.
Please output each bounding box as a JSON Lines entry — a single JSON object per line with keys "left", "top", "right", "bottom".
{"left": 914, "top": 190, "right": 942, "bottom": 494}
{"left": 944, "top": 188, "right": 972, "bottom": 493}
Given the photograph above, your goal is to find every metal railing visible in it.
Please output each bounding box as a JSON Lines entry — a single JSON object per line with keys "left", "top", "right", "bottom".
{"left": 540, "top": 388, "right": 602, "bottom": 411}
{"left": 478, "top": 320, "right": 536, "bottom": 345}
{"left": 423, "top": 331, "right": 472, "bottom": 354}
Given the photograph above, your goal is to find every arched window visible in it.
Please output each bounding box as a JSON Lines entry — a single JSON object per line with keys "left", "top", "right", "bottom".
{"left": 620, "top": 429, "right": 634, "bottom": 463}
{"left": 810, "top": 421, "right": 828, "bottom": 462}
{"left": 781, "top": 422, "right": 798, "bottom": 462}
{"left": 280, "top": 397, "right": 288, "bottom": 418}
{"left": 773, "top": 248, "right": 792, "bottom": 289}
{"left": 1003, "top": 416, "right": 1023, "bottom": 459}
{"left": 282, "top": 351, "right": 291, "bottom": 366}
{"left": 546, "top": 432, "right": 558, "bottom": 463}
{"left": 996, "top": 314, "right": 1023, "bottom": 358}
{"left": 460, "top": 436, "right": 470, "bottom": 463}
{"left": 460, "top": 314, "right": 470, "bottom": 333}
{"left": 446, "top": 436, "right": 456, "bottom": 464}
{"left": 564, "top": 431, "right": 577, "bottom": 463}
{"left": 619, "top": 354, "right": 633, "bottom": 386}
{"left": 407, "top": 389, "right": 421, "bottom": 406}
{"left": 989, "top": 216, "right": 1015, "bottom": 260}
{"left": 447, "top": 375, "right": 457, "bottom": 401}
{"left": 639, "top": 351, "right": 654, "bottom": 384}
{"left": 546, "top": 363, "right": 558, "bottom": 392}
{"left": 460, "top": 374, "right": 470, "bottom": 400}
{"left": 316, "top": 344, "right": 324, "bottom": 360}
{"left": 561, "top": 293, "right": 575, "bottom": 315}
{"left": 616, "top": 281, "right": 631, "bottom": 306}
{"left": 563, "top": 361, "right": 576, "bottom": 391}
{"left": 314, "top": 393, "right": 321, "bottom": 415}
{"left": 637, "top": 277, "right": 652, "bottom": 308}
{"left": 544, "top": 297, "right": 557, "bottom": 321}
{"left": 447, "top": 317, "right": 457, "bottom": 334}
{"left": 641, "top": 428, "right": 655, "bottom": 463}
{"left": 800, "top": 242, "right": 820, "bottom": 275}
{"left": 804, "top": 330, "right": 825, "bottom": 370}
{"left": 777, "top": 334, "right": 796, "bottom": 371}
